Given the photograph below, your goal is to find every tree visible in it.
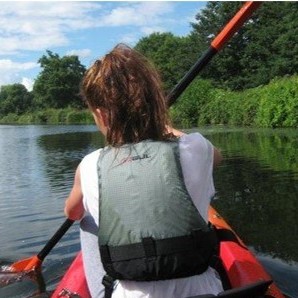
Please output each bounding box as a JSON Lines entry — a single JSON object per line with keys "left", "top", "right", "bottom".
{"left": 267, "top": 2, "right": 298, "bottom": 78}
{"left": 0, "top": 84, "right": 32, "bottom": 116}
{"left": 33, "top": 51, "right": 86, "bottom": 109}
{"left": 241, "top": 2, "right": 298, "bottom": 88}
{"left": 191, "top": 1, "right": 298, "bottom": 90}
{"left": 135, "top": 32, "right": 205, "bottom": 93}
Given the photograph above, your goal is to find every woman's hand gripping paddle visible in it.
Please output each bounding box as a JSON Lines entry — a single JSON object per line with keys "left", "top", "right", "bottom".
{"left": 5, "top": 218, "right": 74, "bottom": 273}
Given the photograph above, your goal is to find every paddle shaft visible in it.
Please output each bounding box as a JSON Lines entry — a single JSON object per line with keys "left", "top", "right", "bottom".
{"left": 37, "top": 218, "right": 74, "bottom": 261}
{"left": 167, "top": 1, "right": 261, "bottom": 106}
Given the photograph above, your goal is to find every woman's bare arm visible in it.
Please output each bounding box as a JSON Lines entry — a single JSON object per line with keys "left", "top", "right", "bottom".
{"left": 64, "top": 166, "right": 85, "bottom": 220}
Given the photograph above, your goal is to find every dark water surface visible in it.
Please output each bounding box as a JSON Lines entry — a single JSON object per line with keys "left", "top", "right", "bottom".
{"left": 0, "top": 125, "right": 297, "bottom": 297}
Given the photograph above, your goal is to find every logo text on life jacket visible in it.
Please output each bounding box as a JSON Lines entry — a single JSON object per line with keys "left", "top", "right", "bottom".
{"left": 120, "top": 154, "right": 150, "bottom": 164}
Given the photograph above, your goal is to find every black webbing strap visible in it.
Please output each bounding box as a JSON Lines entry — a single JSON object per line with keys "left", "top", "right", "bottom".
{"left": 100, "top": 229, "right": 217, "bottom": 263}
{"left": 102, "top": 275, "right": 115, "bottom": 298}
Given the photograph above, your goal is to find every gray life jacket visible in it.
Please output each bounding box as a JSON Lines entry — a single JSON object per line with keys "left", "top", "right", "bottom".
{"left": 97, "top": 139, "right": 217, "bottom": 286}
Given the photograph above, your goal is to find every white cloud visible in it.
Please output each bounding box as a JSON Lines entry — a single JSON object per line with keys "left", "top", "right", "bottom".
{"left": 21, "top": 77, "right": 34, "bottom": 92}
{"left": 0, "top": 59, "right": 38, "bottom": 88}
{"left": 66, "top": 49, "right": 92, "bottom": 59}
{"left": 100, "top": 2, "right": 175, "bottom": 47}
{"left": 0, "top": 34, "right": 68, "bottom": 55}
{"left": 119, "top": 34, "right": 139, "bottom": 46}
{"left": 141, "top": 26, "right": 166, "bottom": 36}
{"left": 0, "top": 1, "right": 195, "bottom": 87}
{"left": 100, "top": 2, "right": 174, "bottom": 27}
{"left": 0, "top": 59, "right": 38, "bottom": 72}
{"left": 0, "top": 2, "right": 101, "bottom": 55}
{"left": 0, "top": 2, "right": 177, "bottom": 55}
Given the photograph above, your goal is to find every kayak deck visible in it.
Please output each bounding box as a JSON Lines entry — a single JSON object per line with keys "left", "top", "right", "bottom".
{"left": 51, "top": 207, "right": 285, "bottom": 297}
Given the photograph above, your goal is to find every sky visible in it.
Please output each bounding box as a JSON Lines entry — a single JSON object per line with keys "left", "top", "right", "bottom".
{"left": 0, "top": 1, "right": 207, "bottom": 91}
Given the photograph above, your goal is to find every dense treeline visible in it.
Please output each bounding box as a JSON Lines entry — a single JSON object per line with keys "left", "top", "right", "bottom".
{"left": 0, "top": 108, "right": 94, "bottom": 125}
{"left": 0, "top": 50, "right": 86, "bottom": 119}
{"left": 135, "top": 1, "right": 297, "bottom": 91}
{"left": 171, "top": 76, "right": 298, "bottom": 128}
{"left": 0, "top": 1, "right": 297, "bottom": 127}
{"left": 1, "top": 75, "right": 297, "bottom": 128}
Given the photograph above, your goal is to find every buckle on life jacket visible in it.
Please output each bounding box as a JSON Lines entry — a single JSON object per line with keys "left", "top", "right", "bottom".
{"left": 102, "top": 275, "right": 115, "bottom": 298}
{"left": 102, "top": 274, "right": 114, "bottom": 288}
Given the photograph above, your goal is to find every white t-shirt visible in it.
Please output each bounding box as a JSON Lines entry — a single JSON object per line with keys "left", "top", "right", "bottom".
{"left": 80, "top": 133, "right": 223, "bottom": 298}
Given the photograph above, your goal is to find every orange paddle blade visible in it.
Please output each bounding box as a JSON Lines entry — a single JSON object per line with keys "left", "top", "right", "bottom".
{"left": 5, "top": 219, "right": 74, "bottom": 274}
{"left": 7, "top": 255, "right": 41, "bottom": 273}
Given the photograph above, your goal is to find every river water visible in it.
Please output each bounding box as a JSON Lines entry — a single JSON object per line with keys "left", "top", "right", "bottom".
{"left": 0, "top": 125, "right": 297, "bottom": 298}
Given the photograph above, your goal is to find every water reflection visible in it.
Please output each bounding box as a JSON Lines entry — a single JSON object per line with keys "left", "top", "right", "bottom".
{"left": 203, "top": 128, "right": 298, "bottom": 173}
{"left": 213, "top": 156, "right": 298, "bottom": 262}
{"left": 202, "top": 128, "right": 298, "bottom": 263}
{"left": 37, "top": 131, "right": 105, "bottom": 191}
{"left": 0, "top": 126, "right": 100, "bottom": 298}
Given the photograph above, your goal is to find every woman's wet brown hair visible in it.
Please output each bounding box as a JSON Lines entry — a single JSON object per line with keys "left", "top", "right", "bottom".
{"left": 81, "top": 44, "right": 171, "bottom": 146}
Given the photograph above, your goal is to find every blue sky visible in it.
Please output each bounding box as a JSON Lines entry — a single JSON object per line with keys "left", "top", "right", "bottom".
{"left": 0, "top": 1, "right": 207, "bottom": 91}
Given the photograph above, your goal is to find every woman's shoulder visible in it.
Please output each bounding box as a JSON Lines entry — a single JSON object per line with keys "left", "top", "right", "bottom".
{"left": 80, "top": 149, "right": 103, "bottom": 167}
{"left": 180, "top": 132, "right": 213, "bottom": 151}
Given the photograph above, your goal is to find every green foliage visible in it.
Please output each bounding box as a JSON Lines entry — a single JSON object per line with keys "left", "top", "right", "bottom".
{"left": 170, "top": 79, "right": 216, "bottom": 127}
{"left": 170, "top": 75, "right": 298, "bottom": 128}
{"left": 0, "top": 108, "right": 94, "bottom": 125}
{"left": 185, "top": 1, "right": 247, "bottom": 89}
{"left": 66, "top": 110, "right": 94, "bottom": 124}
{"left": 17, "top": 113, "right": 35, "bottom": 124}
{"left": 33, "top": 50, "right": 86, "bottom": 109}
{"left": 0, "top": 84, "right": 33, "bottom": 116}
{"left": 135, "top": 32, "right": 204, "bottom": 92}
{"left": 191, "top": 1, "right": 298, "bottom": 90}
{"left": 134, "top": 2, "right": 297, "bottom": 94}
{"left": 1, "top": 2, "right": 297, "bottom": 127}
{"left": 197, "top": 89, "right": 226, "bottom": 125}
{"left": 256, "top": 77, "right": 298, "bottom": 128}
{"left": 0, "top": 113, "right": 19, "bottom": 123}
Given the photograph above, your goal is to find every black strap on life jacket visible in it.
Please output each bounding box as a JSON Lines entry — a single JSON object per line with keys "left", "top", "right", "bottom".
{"left": 100, "top": 228, "right": 217, "bottom": 264}
{"left": 102, "top": 274, "right": 115, "bottom": 298}
{"left": 100, "top": 228, "right": 218, "bottom": 298}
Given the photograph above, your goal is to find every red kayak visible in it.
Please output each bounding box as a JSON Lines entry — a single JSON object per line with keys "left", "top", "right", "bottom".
{"left": 52, "top": 206, "right": 285, "bottom": 298}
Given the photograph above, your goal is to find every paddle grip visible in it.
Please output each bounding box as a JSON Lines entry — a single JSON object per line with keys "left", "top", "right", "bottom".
{"left": 37, "top": 218, "right": 75, "bottom": 261}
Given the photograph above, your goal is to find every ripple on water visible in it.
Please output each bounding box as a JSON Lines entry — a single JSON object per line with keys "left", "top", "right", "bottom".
{"left": 258, "top": 254, "right": 298, "bottom": 298}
